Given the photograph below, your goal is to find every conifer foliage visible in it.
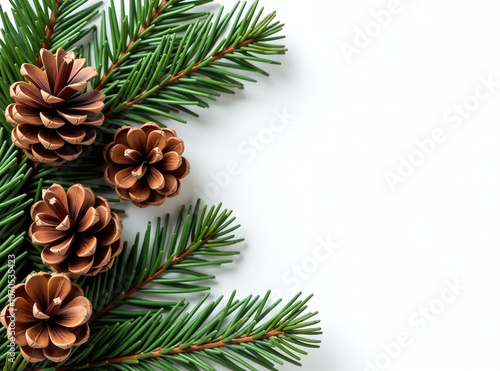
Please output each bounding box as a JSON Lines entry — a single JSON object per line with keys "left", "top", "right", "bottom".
{"left": 0, "top": 1, "right": 321, "bottom": 370}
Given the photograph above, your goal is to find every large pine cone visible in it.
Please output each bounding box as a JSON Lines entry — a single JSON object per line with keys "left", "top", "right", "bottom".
{"left": 1, "top": 272, "right": 91, "bottom": 362}
{"left": 103, "top": 122, "right": 190, "bottom": 207}
{"left": 30, "top": 184, "right": 123, "bottom": 277}
{"left": 6, "top": 48, "right": 105, "bottom": 165}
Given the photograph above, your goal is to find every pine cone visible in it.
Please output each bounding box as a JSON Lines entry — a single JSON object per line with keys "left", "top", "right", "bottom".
{"left": 0, "top": 272, "right": 92, "bottom": 362}
{"left": 103, "top": 122, "right": 190, "bottom": 207}
{"left": 6, "top": 48, "right": 105, "bottom": 165}
{"left": 30, "top": 184, "right": 123, "bottom": 277}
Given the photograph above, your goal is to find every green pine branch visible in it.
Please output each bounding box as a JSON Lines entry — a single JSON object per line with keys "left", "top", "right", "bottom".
{"left": 30, "top": 292, "right": 321, "bottom": 371}
{"left": 92, "top": 0, "right": 212, "bottom": 91}
{"left": 0, "top": 3, "right": 315, "bottom": 371}
{"left": 78, "top": 200, "right": 243, "bottom": 321}
{"left": 92, "top": 0, "right": 286, "bottom": 126}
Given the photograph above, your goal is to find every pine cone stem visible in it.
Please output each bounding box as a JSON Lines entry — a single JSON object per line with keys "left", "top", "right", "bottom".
{"left": 29, "top": 329, "right": 285, "bottom": 371}
{"left": 92, "top": 235, "right": 212, "bottom": 321}
{"left": 94, "top": 0, "right": 170, "bottom": 91}
{"left": 103, "top": 37, "right": 255, "bottom": 118}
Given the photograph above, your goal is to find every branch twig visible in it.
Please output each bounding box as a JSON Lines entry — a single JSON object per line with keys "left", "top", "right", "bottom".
{"left": 103, "top": 37, "right": 255, "bottom": 118}
{"left": 91, "top": 235, "right": 213, "bottom": 321}
{"left": 30, "top": 329, "right": 285, "bottom": 371}
{"left": 36, "top": 1, "right": 61, "bottom": 66}
{"left": 94, "top": 0, "right": 170, "bottom": 90}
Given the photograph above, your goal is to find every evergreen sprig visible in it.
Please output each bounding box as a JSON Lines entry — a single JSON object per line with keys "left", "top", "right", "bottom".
{"left": 0, "top": 1, "right": 322, "bottom": 370}
{"left": 89, "top": 0, "right": 287, "bottom": 126}
{"left": 31, "top": 292, "right": 321, "bottom": 371}
{"left": 79, "top": 200, "right": 243, "bottom": 320}
{"left": 91, "top": 0, "right": 212, "bottom": 91}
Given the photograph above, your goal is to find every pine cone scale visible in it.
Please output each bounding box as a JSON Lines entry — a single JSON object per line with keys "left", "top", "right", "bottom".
{"left": 39, "top": 128, "right": 65, "bottom": 149}
{"left": 147, "top": 130, "right": 167, "bottom": 150}
{"left": 76, "top": 235, "right": 97, "bottom": 257}
{"left": 49, "top": 235, "right": 74, "bottom": 256}
{"left": 67, "top": 255, "right": 94, "bottom": 276}
{"left": 109, "top": 143, "right": 137, "bottom": 164}
{"left": 21, "top": 63, "right": 50, "bottom": 92}
{"left": 40, "top": 112, "right": 65, "bottom": 128}
{"left": 48, "top": 325, "right": 75, "bottom": 349}
{"left": 165, "top": 136, "right": 185, "bottom": 154}
{"left": 8, "top": 105, "right": 41, "bottom": 125}
{"left": 160, "top": 151, "right": 182, "bottom": 171}
{"left": 129, "top": 180, "right": 151, "bottom": 202}
{"left": 14, "top": 124, "right": 39, "bottom": 143}
{"left": 67, "top": 184, "right": 94, "bottom": 219}
{"left": 126, "top": 127, "right": 147, "bottom": 152}
{"left": 96, "top": 215, "right": 122, "bottom": 245}
{"left": 157, "top": 174, "right": 180, "bottom": 196}
{"left": 11, "top": 298, "right": 35, "bottom": 325}
{"left": 47, "top": 275, "right": 72, "bottom": 300}
{"left": 77, "top": 206, "right": 100, "bottom": 232}
{"left": 147, "top": 166, "right": 165, "bottom": 190}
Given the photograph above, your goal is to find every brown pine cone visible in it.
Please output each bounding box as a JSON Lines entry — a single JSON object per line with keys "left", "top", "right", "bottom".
{"left": 103, "top": 122, "right": 190, "bottom": 208}
{"left": 6, "top": 48, "right": 105, "bottom": 165}
{"left": 30, "top": 184, "right": 123, "bottom": 277}
{"left": 1, "top": 272, "right": 92, "bottom": 362}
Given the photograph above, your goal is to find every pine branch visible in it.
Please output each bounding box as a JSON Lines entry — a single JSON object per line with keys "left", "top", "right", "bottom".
{"left": 78, "top": 200, "right": 243, "bottom": 320}
{"left": 95, "top": 0, "right": 286, "bottom": 126}
{"left": 104, "top": 37, "right": 255, "bottom": 118}
{"left": 30, "top": 292, "right": 321, "bottom": 371}
{"left": 92, "top": 234, "right": 213, "bottom": 320}
{"left": 89, "top": 0, "right": 211, "bottom": 91}
{"left": 48, "top": 330, "right": 284, "bottom": 370}
{"left": 94, "top": 0, "right": 170, "bottom": 90}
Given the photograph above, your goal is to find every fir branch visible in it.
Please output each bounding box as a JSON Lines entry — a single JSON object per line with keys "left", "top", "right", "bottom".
{"left": 90, "top": 0, "right": 211, "bottom": 91}
{"left": 46, "top": 330, "right": 284, "bottom": 370}
{"left": 97, "top": 0, "right": 286, "bottom": 125}
{"left": 79, "top": 200, "right": 243, "bottom": 320}
{"left": 94, "top": 0, "right": 170, "bottom": 90}
{"left": 92, "top": 234, "right": 213, "bottom": 320}
{"left": 31, "top": 293, "right": 321, "bottom": 371}
{"left": 104, "top": 37, "right": 256, "bottom": 118}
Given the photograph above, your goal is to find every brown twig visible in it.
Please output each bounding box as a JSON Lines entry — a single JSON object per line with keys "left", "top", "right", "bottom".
{"left": 94, "top": 0, "right": 170, "bottom": 91}
{"left": 103, "top": 37, "right": 256, "bottom": 118}
{"left": 30, "top": 329, "right": 284, "bottom": 371}
{"left": 91, "top": 235, "right": 213, "bottom": 321}
{"left": 36, "top": 1, "right": 61, "bottom": 66}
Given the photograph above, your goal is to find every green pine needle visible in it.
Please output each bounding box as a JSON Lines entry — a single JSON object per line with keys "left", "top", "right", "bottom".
{"left": 32, "top": 292, "right": 321, "bottom": 371}
{"left": 84, "top": 200, "right": 244, "bottom": 320}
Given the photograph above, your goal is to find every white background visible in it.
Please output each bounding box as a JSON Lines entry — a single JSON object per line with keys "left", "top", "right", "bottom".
{"left": 6, "top": 0, "right": 500, "bottom": 370}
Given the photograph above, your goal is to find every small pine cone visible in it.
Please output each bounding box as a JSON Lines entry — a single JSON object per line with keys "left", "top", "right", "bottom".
{"left": 6, "top": 48, "right": 105, "bottom": 165}
{"left": 103, "top": 122, "right": 190, "bottom": 207}
{"left": 1, "top": 272, "right": 92, "bottom": 362}
{"left": 30, "top": 184, "right": 123, "bottom": 277}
